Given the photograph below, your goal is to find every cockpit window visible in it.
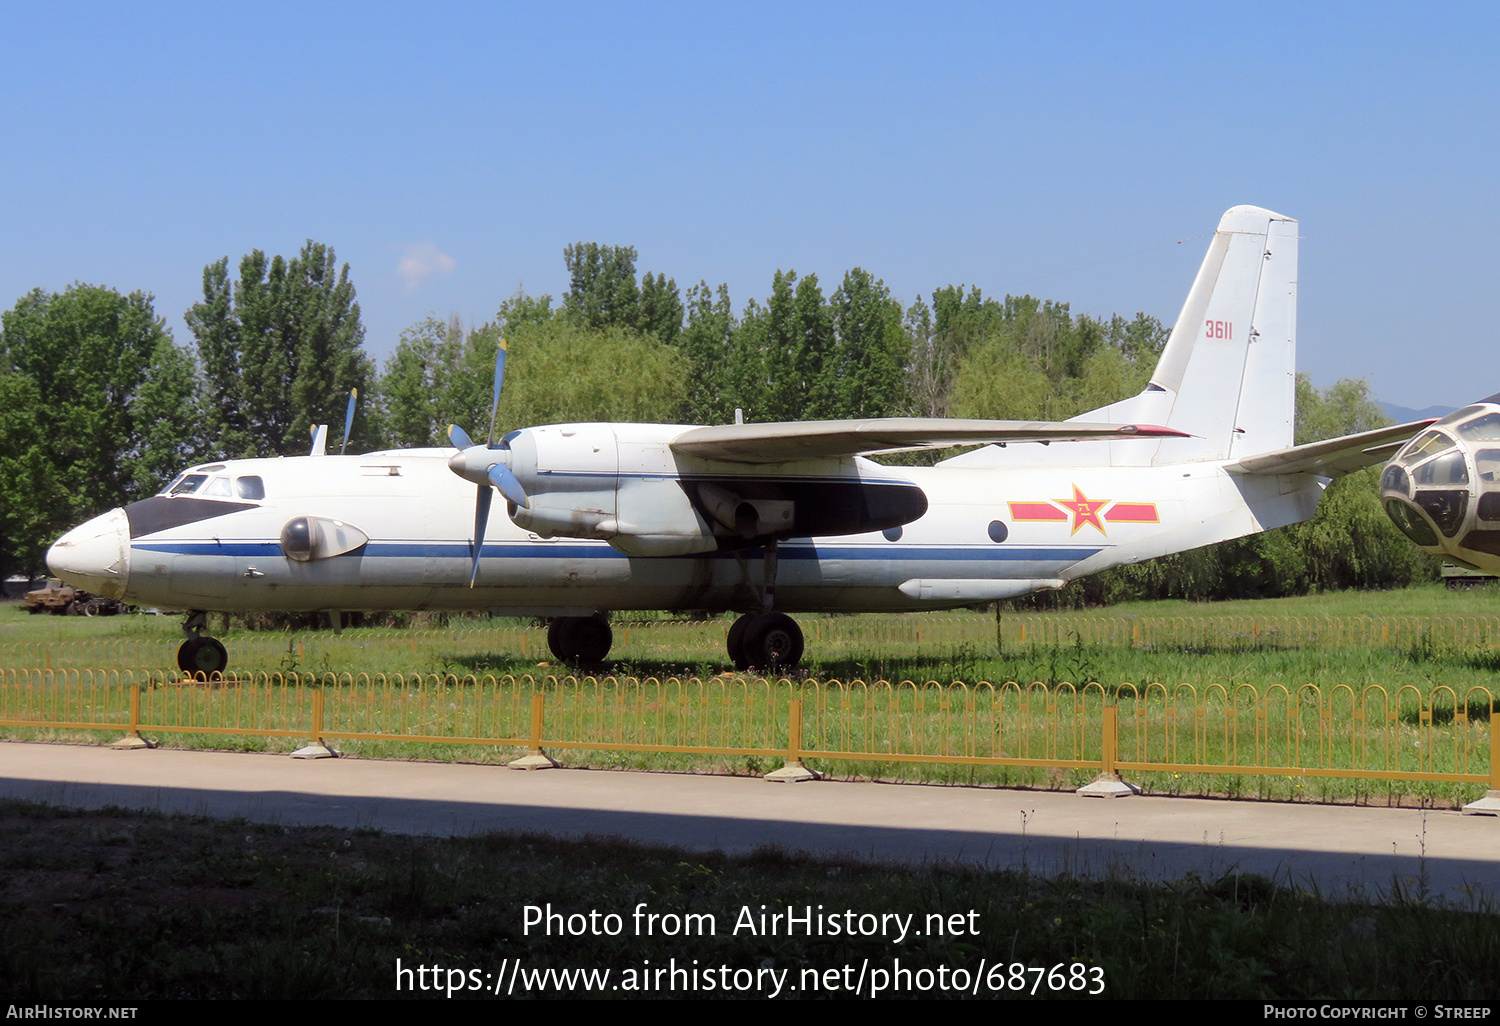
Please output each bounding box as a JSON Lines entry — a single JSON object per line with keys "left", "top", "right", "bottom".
{"left": 167, "top": 474, "right": 208, "bottom": 496}
{"left": 1398, "top": 430, "right": 1455, "bottom": 464}
{"left": 235, "top": 476, "right": 265, "bottom": 500}
{"left": 1457, "top": 412, "right": 1500, "bottom": 442}
{"left": 201, "top": 476, "right": 233, "bottom": 497}
{"left": 1412, "top": 451, "right": 1469, "bottom": 487}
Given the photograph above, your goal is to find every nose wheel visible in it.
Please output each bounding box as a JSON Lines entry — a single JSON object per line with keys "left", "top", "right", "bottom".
{"left": 178, "top": 610, "right": 229, "bottom": 676}
{"left": 178, "top": 637, "right": 229, "bottom": 676}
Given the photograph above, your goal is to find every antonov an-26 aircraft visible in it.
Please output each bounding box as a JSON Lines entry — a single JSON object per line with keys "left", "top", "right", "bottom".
{"left": 47, "top": 205, "right": 1428, "bottom": 675}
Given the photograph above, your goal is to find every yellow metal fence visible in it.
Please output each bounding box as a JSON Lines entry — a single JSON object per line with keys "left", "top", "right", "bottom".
{"left": 1, "top": 669, "right": 1493, "bottom": 791}
{"left": 6, "top": 614, "right": 1500, "bottom": 674}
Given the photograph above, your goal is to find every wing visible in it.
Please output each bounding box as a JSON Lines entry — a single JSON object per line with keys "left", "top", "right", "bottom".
{"left": 670, "top": 417, "right": 1187, "bottom": 464}
{"left": 1224, "top": 420, "right": 1434, "bottom": 478}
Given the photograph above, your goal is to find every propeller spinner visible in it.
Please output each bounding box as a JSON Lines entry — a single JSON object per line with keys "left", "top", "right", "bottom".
{"left": 447, "top": 339, "right": 529, "bottom": 586}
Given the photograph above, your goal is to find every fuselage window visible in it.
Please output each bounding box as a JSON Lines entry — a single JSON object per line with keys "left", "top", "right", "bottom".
{"left": 236, "top": 476, "right": 266, "bottom": 500}
{"left": 202, "top": 477, "right": 233, "bottom": 497}
{"left": 168, "top": 474, "right": 208, "bottom": 496}
{"left": 1457, "top": 412, "right": 1500, "bottom": 442}
{"left": 1475, "top": 449, "right": 1500, "bottom": 486}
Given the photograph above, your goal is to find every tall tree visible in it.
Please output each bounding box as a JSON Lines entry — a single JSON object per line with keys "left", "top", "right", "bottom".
{"left": 0, "top": 370, "right": 65, "bottom": 577}
{"left": 830, "top": 268, "right": 909, "bottom": 419}
{"left": 496, "top": 318, "right": 688, "bottom": 428}
{"left": 186, "top": 241, "right": 373, "bottom": 457}
{"left": 562, "top": 243, "right": 641, "bottom": 331}
{"left": 637, "top": 271, "right": 683, "bottom": 345}
{"left": 496, "top": 289, "right": 555, "bottom": 337}
{"left": 380, "top": 315, "right": 467, "bottom": 448}
{"left": 676, "top": 281, "right": 737, "bottom": 424}
{"left": 0, "top": 285, "right": 199, "bottom": 573}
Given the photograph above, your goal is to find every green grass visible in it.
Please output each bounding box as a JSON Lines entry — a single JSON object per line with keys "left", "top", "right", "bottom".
{"left": 0, "top": 797, "right": 1495, "bottom": 1000}
{"left": 2, "top": 588, "right": 1498, "bottom": 807}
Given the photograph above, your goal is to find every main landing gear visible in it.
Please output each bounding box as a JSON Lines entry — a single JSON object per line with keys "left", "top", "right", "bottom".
{"left": 547, "top": 613, "right": 613, "bottom": 666}
{"left": 724, "top": 539, "right": 805, "bottom": 673}
{"left": 177, "top": 610, "right": 228, "bottom": 676}
{"left": 726, "top": 610, "right": 804, "bottom": 672}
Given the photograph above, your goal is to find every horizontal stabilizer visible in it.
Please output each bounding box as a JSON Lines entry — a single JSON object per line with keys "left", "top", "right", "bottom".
{"left": 1224, "top": 420, "right": 1433, "bottom": 478}
{"left": 671, "top": 418, "right": 1185, "bottom": 464}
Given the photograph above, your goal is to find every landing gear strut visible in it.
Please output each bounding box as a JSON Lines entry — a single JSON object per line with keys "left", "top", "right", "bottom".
{"left": 547, "top": 613, "right": 613, "bottom": 666}
{"left": 725, "top": 539, "right": 805, "bottom": 672}
{"left": 177, "top": 610, "right": 229, "bottom": 676}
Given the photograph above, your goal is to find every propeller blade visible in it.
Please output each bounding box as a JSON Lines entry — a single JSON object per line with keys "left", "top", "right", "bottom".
{"left": 487, "top": 338, "right": 507, "bottom": 446}
{"left": 340, "top": 389, "right": 357, "bottom": 455}
{"left": 449, "top": 424, "right": 475, "bottom": 450}
{"left": 469, "top": 485, "right": 492, "bottom": 588}
{"left": 488, "top": 463, "right": 529, "bottom": 509}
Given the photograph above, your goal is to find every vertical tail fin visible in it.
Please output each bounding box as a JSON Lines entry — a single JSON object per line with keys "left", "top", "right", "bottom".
{"left": 1146, "top": 204, "right": 1298, "bottom": 462}
{"left": 939, "top": 205, "right": 1298, "bottom": 469}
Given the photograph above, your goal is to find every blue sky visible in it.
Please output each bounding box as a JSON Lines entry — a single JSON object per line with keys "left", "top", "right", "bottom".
{"left": 3, "top": 1, "right": 1495, "bottom": 410}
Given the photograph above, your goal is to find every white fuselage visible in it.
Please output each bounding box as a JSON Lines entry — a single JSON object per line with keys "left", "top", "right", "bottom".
{"left": 50, "top": 447, "right": 1325, "bottom": 617}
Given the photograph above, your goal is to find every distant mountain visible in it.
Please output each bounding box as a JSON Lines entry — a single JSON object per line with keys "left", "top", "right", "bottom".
{"left": 1380, "top": 401, "right": 1457, "bottom": 423}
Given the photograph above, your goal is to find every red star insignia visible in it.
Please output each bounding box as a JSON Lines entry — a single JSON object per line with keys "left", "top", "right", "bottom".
{"left": 1055, "top": 485, "right": 1109, "bottom": 535}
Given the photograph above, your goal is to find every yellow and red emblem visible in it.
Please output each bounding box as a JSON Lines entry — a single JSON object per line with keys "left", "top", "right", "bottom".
{"left": 1007, "top": 485, "right": 1159, "bottom": 536}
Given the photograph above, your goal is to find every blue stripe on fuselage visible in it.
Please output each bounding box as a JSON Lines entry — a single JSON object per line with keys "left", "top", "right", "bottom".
{"left": 131, "top": 540, "right": 1104, "bottom": 562}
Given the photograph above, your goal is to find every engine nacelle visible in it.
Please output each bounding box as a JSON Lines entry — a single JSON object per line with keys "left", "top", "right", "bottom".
{"left": 496, "top": 422, "right": 929, "bottom": 556}
{"left": 1380, "top": 397, "right": 1500, "bottom": 574}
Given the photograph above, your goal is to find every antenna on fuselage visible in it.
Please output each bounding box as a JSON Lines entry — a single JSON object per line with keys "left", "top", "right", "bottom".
{"left": 340, "top": 388, "right": 358, "bottom": 455}
{"left": 309, "top": 423, "right": 329, "bottom": 456}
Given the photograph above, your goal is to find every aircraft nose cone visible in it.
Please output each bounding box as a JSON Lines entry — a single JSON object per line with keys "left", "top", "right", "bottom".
{"left": 46, "top": 508, "right": 130, "bottom": 599}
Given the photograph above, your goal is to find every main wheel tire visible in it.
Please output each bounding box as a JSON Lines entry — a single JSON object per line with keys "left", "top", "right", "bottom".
{"left": 726, "top": 613, "right": 756, "bottom": 671}
{"left": 741, "top": 612, "right": 803, "bottom": 673}
{"left": 177, "top": 636, "right": 229, "bottom": 677}
{"left": 547, "top": 614, "right": 613, "bottom": 666}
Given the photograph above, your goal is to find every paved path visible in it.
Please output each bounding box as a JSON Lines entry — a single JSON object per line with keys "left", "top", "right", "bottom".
{"left": 1, "top": 741, "right": 1495, "bottom": 904}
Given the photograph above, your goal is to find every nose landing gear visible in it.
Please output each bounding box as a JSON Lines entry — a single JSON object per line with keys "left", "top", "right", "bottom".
{"left": 177, "top": 610, "right": 229, "bottom": 676}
